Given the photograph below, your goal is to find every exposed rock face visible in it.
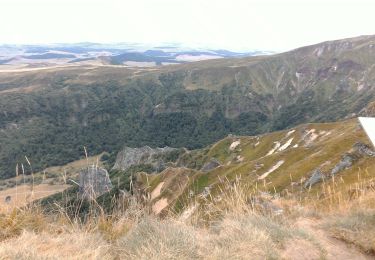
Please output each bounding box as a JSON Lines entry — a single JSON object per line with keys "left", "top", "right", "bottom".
{"left": 353, "top": 142, "right": 375, "bottom": 156}
{"left": 79, "top": 165, "right": 112, "bottom": 199}
{"left": 229, "top": 140, "right": 241, "bottom": 151}
{"left": 331, "top": 154, "right": 355, "bottom": 176}
{"left": 200, "top": 158, "right": 221, "bottom": 172}
{"left": 304, "top": 169, "right": 325, "bottom": 188}
{"left": 112, "top": 146, "right": 179, "bottom": 172}
{"left": 331, "top": 142, "right": 375, "bottom": 176}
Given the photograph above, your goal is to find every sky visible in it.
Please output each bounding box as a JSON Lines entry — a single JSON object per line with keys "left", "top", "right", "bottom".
{"left": 0, "top": 0, "right": 374, "bottom": 51}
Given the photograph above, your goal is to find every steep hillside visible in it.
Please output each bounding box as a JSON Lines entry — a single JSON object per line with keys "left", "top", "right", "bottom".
{"left": 133, "top": 118, "right": 375, "bottom": 215}
{"left": 38, "top": 117, "right": 375, "bottom": 220}
{"left": 0, "top": 35, "right": 375, "bottom": 178}
{"left": 3, "top": 117, "right": 375, "bottom": 259}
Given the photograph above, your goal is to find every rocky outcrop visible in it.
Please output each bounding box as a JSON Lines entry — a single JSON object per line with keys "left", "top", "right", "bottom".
{"left": 304, "top": 142, "right": 375, "bottom": 188}
{"left": 353, "top": 142, "right": 375, "bottom": 157}
{"left": 112, "top": 146, "right": 180, "bottom": 172}
{"left": 304, "top": 169, "right": 325, "bottom": 188}
{"left": 331, "top": 154, "right": 355, "bottom": 176}
{"left": 331, "top": 142, "right": 375, "bottom": 176}
{"left": 79, "top": 165, "right": 112, "bottom": 199}
{"left": 200, "top": 158, "right": 221, "bottom": 172}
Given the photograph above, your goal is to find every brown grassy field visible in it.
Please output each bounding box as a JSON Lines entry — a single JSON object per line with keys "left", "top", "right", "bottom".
{"left": 0, "top": 154, "right": 102, "bottom": 213}
{"left": 0, "top": 184, "right": 70, "bottom": 213}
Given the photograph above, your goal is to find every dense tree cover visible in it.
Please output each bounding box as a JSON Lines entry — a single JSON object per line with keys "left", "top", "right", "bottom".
{"left": 0, "top": 74, "right": 269, "bottom": 179}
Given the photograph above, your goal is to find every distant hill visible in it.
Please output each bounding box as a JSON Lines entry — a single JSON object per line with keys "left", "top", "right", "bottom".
{"left": 25, "top": 53, "right": 76, "bottom": 59}
{"left": 0, "top": 43, "right": 262, "bottom": 69}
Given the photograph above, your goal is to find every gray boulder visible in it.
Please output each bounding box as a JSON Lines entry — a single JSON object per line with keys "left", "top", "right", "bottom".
{"left": 304, "top": 169, "right": 325, "bottom": 188}
{"left": 79, "top": 165, "right": 112, "bottom": 199}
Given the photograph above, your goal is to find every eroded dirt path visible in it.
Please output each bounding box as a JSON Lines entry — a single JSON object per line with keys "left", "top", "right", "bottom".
{"left": 295, "top": 218, "right": 372, "bottom": 260}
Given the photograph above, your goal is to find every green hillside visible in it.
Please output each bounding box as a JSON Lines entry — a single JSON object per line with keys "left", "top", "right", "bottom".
{"left": 132, "top": 118, "right": 375, "bottom": 215}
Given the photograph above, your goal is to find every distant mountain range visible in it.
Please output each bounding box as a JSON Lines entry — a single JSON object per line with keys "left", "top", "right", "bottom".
{"left": 0, "top": 43, "right": 273, "bottom": 69}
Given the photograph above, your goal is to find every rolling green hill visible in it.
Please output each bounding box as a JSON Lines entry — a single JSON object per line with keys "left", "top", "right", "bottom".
{"left": 0, "top": 35, "right": 375, "bottom": 178}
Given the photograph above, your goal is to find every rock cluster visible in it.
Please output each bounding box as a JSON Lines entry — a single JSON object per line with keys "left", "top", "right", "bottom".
{"left": 353, "top": 142, "right": 375, "bottom": 156}
{"left": 304, "top": 142, "right": 375, "bottom": 188}
{"left": 112, "top": 146, "right": 179, "bottom": 172}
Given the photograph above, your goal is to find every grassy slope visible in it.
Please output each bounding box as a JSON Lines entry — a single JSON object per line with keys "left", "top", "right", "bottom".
{"left": 141, "top": 118, "right": 375, "bottom": 213}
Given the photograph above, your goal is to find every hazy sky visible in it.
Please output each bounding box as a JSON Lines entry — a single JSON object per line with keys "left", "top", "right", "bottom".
{"left": 1, "top": 0, "right": 374, "bottom": 51}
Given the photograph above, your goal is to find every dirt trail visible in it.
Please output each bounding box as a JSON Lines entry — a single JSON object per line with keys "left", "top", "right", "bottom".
{"left": 295, "top": 218, "right": 372, "bottom": 260}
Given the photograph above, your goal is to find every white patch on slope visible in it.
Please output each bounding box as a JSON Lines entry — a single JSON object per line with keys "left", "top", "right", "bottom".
{"left": 266, "top": 142, "right": 281, "bottom": 156}
{"left": 278, "top": 138, "right": 294, "bottom": 151}
{"left": 229, "top": 140, "right": 241, "bottom": 151}
{"left": 236, "top": 155, "right": 244, "bottom": 162}
{"left": 320, "top": 130, "right": 332, "bottom": 138}
{"left": 286, "top": 129, "right": 296, "bottom": 137}
{"left": 175, "top": 54, "right": 223, "bottom": 62}
{"left": 258, "top": 160, "right": 285, "bottom": 180}
{"left": 303, "top": 129, "right": 319, "bottom": 146}
{"left": 151, "top": 182, "right": 164, "bottom": 200}
{"left": 152, "top": 198, "right": 168, "bottom": 215}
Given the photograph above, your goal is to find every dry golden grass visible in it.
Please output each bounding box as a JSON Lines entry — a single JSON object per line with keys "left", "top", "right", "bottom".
{"left": 0, "top": 231, "right": 112, "bottom": 260}
{"left": 0, "top": 206, "right": 46, "bottom": 242}
{"left": 319, "top": 180, "right": 375, "bottom": 255}
{"left": 0, "top": 176, "right": 373, "bottom": 259}
{"left": 0, "top": 181, "right": 317, "bottom": 259}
